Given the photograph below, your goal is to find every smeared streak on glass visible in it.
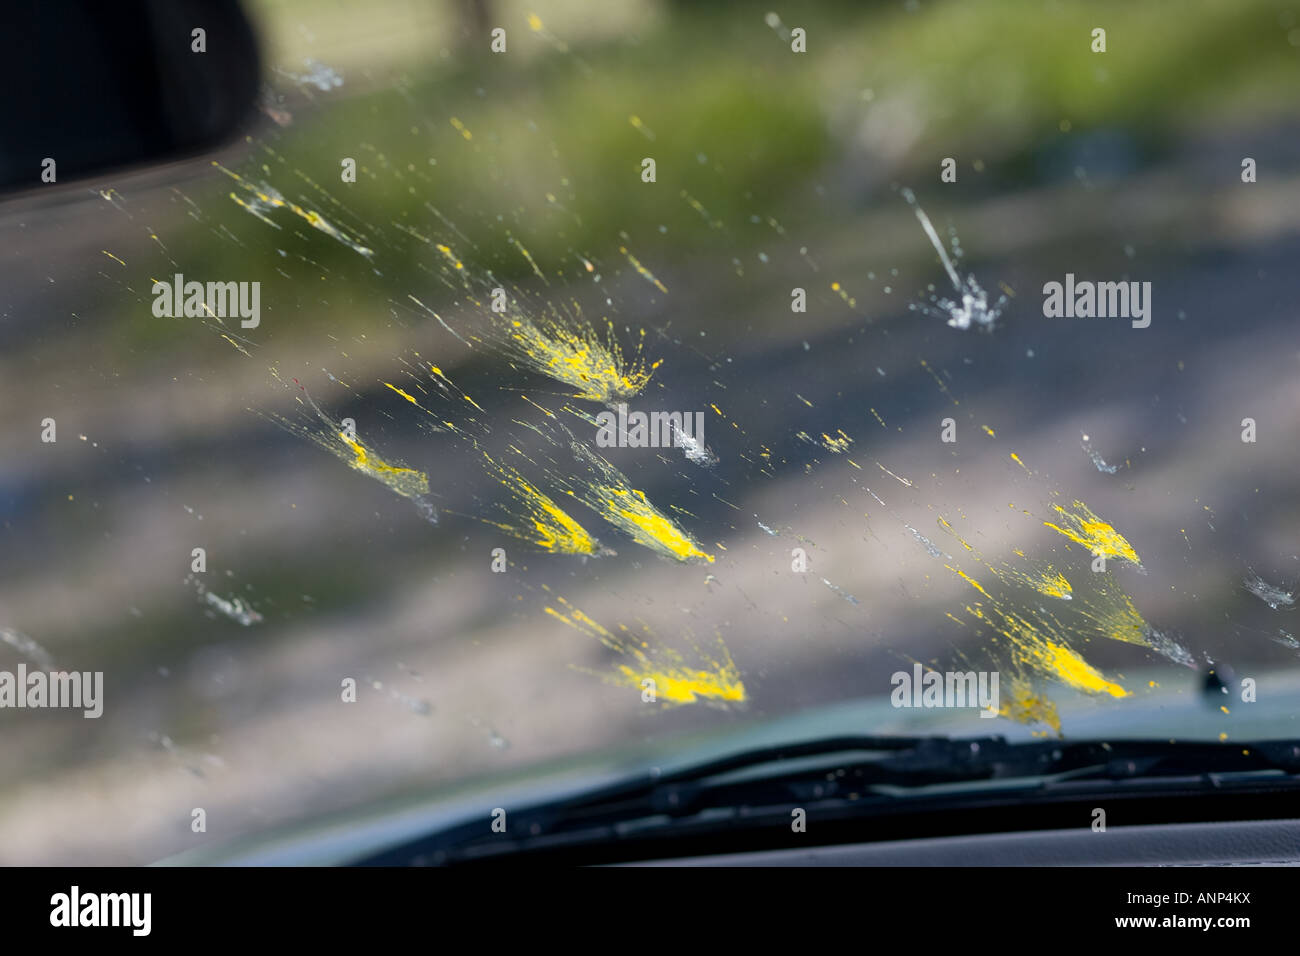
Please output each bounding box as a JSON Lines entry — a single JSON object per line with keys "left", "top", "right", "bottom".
{"left": 427, "top": 363, "right": 486, "bottom": 412}
{"left": 408, "top": 295, "right": 474, "bottom": 348}
{"left": 274, "top": 58, "right": 344, "bottom": 92}
{"left": 262, "top": 382, "right": 436, "bottom": 520}
{"left": 797, "top": 429, "right": 853, "bottom": 454}
{"left": 1074, "top": 577, "right": 1148, "bottom": 645}
{"left": 936, "top": 517, "right": 1072, "bottom": 601}
{"left": 0, "top": 627, "right": 56, "bottom": 669}
{"left": 546, "top": 598, "right": 744, "bottom": 706}
{"left": 203, "top": 590, "right": 263, "bottom": 626}
{"left": 1081, "top": 433, "right": 1120, "bottom": 474}
{"left": 217, "top": 332, "right": 251, "bottom": 355}
{"left": 946, "top": 566, "right": 992, "bottom": 599}
{"left": 1074, "top": 576, "right": 1193, "bottom": 666}
{"left": 681, "top": 190, "right": 722, "bottom": 229}
{"left": 187, "top": 576, "right": 263, "bottom": 626}
{"left": 821, "top": 578, "right": 860, "bottom": 606}
{"left": 449, "top": 116, "right": 473, "bottom": 141}
{"left": 918, "top": 358, "right": 959, "bottom": 406}
{"left": 618, "top": 246, "right": 668, "bottom": 293}
{"left": 1044, "top": 500, "right": 1142, "bottom": 567}
{"left": 562, "top": 445, "right": 714, "bottom": 563}
{"left": 337, "top": 433, "right": 430, "bottom": 498}
{"left": 863, "top": 486, "right": 950, "bottom": 559}
{"left": 383, "top": 382, "right": 438, "bottom": 418}
{"left": 507, "top": 234, "right": 548, "bottom": 284}
{"left": 433, "top": 242, "right": 462, "bottom": 270}
{"left": 212, "top": 162, "right": 374, "bottom": 260}
{"left": 873, "top": 460, "right": 912, "bottom": 487}
{"left": 628, "top": 114, "right": 656, "bottom": 142}
{"left": 823, "top": 430, "right": 853, "bottom": 453}
{"left": 999, "top": 675, "right": 1062, "bottom": 735}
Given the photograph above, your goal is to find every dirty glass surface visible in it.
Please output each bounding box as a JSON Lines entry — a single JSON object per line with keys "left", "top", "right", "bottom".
{"left": 2, "top": 0, "right": 1299, "bottom": 864}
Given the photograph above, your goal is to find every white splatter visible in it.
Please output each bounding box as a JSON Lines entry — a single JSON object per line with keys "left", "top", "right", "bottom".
{"left": 0, "top": 627, "right": 55, "bottom": 669}
{"left": 902, "top": 188, "right": 1005, "bottom": 331}
{"left": 1243, "top": 571, "right": 1296, "bottom": 610}
{"left": 1081, "top": 433, "right": 1119, "bottom": 474}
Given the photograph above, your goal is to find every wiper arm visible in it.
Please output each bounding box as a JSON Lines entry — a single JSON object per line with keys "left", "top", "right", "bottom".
{"left": 351, "top": 735, "right": 1300, "bottom": 865}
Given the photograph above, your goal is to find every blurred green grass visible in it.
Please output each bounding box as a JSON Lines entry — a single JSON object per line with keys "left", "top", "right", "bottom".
{"left": 127, "top": 0, "right": 1300, "bottom": 344}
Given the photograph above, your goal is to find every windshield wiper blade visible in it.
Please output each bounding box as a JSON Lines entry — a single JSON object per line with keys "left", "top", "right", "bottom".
{"left": 351, "top": 735, "right": 1300, "bottom": 865}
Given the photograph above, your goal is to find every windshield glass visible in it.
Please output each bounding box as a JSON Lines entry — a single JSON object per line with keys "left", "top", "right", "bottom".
{"left": 3, "top": 0, "right": 1299, "bottom": 864}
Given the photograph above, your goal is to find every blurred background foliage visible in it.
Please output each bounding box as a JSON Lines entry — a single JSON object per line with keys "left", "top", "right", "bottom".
{"left": 226, "top": 0, "right": 1300, "bottom": 283}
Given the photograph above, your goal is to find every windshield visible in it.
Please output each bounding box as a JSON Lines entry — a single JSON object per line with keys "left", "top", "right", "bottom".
{"left": 3, "top": 0, "right": 1299, "bottom": 865}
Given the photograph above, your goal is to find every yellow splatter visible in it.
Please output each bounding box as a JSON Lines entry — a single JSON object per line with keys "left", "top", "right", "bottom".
{"left": 263, "top": 397, "right": 431, "bottom": 506}
{"left": 449, "top": 117, "right": 473, "bottom": 141}
{"left": 213, "top": 162, "right": 374, "bottom": 259}
{"left": 1075, "top": 577, "right": 1148, "bottom": 644}
{"left": 999, "top": 675, "right": 1062, "bottom": 735}
{"left": 628, "top": 115, "right": 655, "bottom": 141}
{"left": 338, "top": 433, "right": 430, "bottom": 498}
{"left": 919, "top": 358, "right": 959, "bottom": 406}
{"left": 820, "top": 430, "right": 853, "bottom": 453}
{"left": 615, "top": 648, "right": 746, "bottom": 706}
{"left": 937, "top": 516, "right": 976, "bottom": 552}
{"left": 965, "top": 602, "right": 1128, "bottom": 700}
{"left": 618, "top": 246, "right": 667, "bottom": 293}
{"left": 1030, "top": 640, "right": 1128, "bottom": 697}
{"left": 1033, "top": 569, "right": 1073, "bottom": 601}
{"left": 566, "top": 446, "right": 713, "bottom": 562}
{"left": 500, "top": 312, "right": 659, "bottom": 403}
{"left": 219, "top": 333, "right": 251, "bottom": 356}
{"left": 508, "top": 235, "right": 547, "bottom": 283}
{"left": 480, "top": 455, "right": 609, "bottom": 556}
{"left": 426, "top": 364, "right": 485, "bottom": 412}
{"left": 547, "top": 598, "right": 744, "bottom": 705}
{"left": 384, "top": 382, "right": 432, "bottom": 413}
{"left": 1044, "top": 500, "right": 1141, "bottom": 566}
{"left": 830, "top": 280, "right": 857, "bottom": 308}
{"left": 948, "top": 566, "right": 992, "bottom": 599}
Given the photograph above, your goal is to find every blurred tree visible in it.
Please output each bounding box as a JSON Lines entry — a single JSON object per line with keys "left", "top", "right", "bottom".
{"left": 457, "top": 0, "right": 490, "bottom": 39}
